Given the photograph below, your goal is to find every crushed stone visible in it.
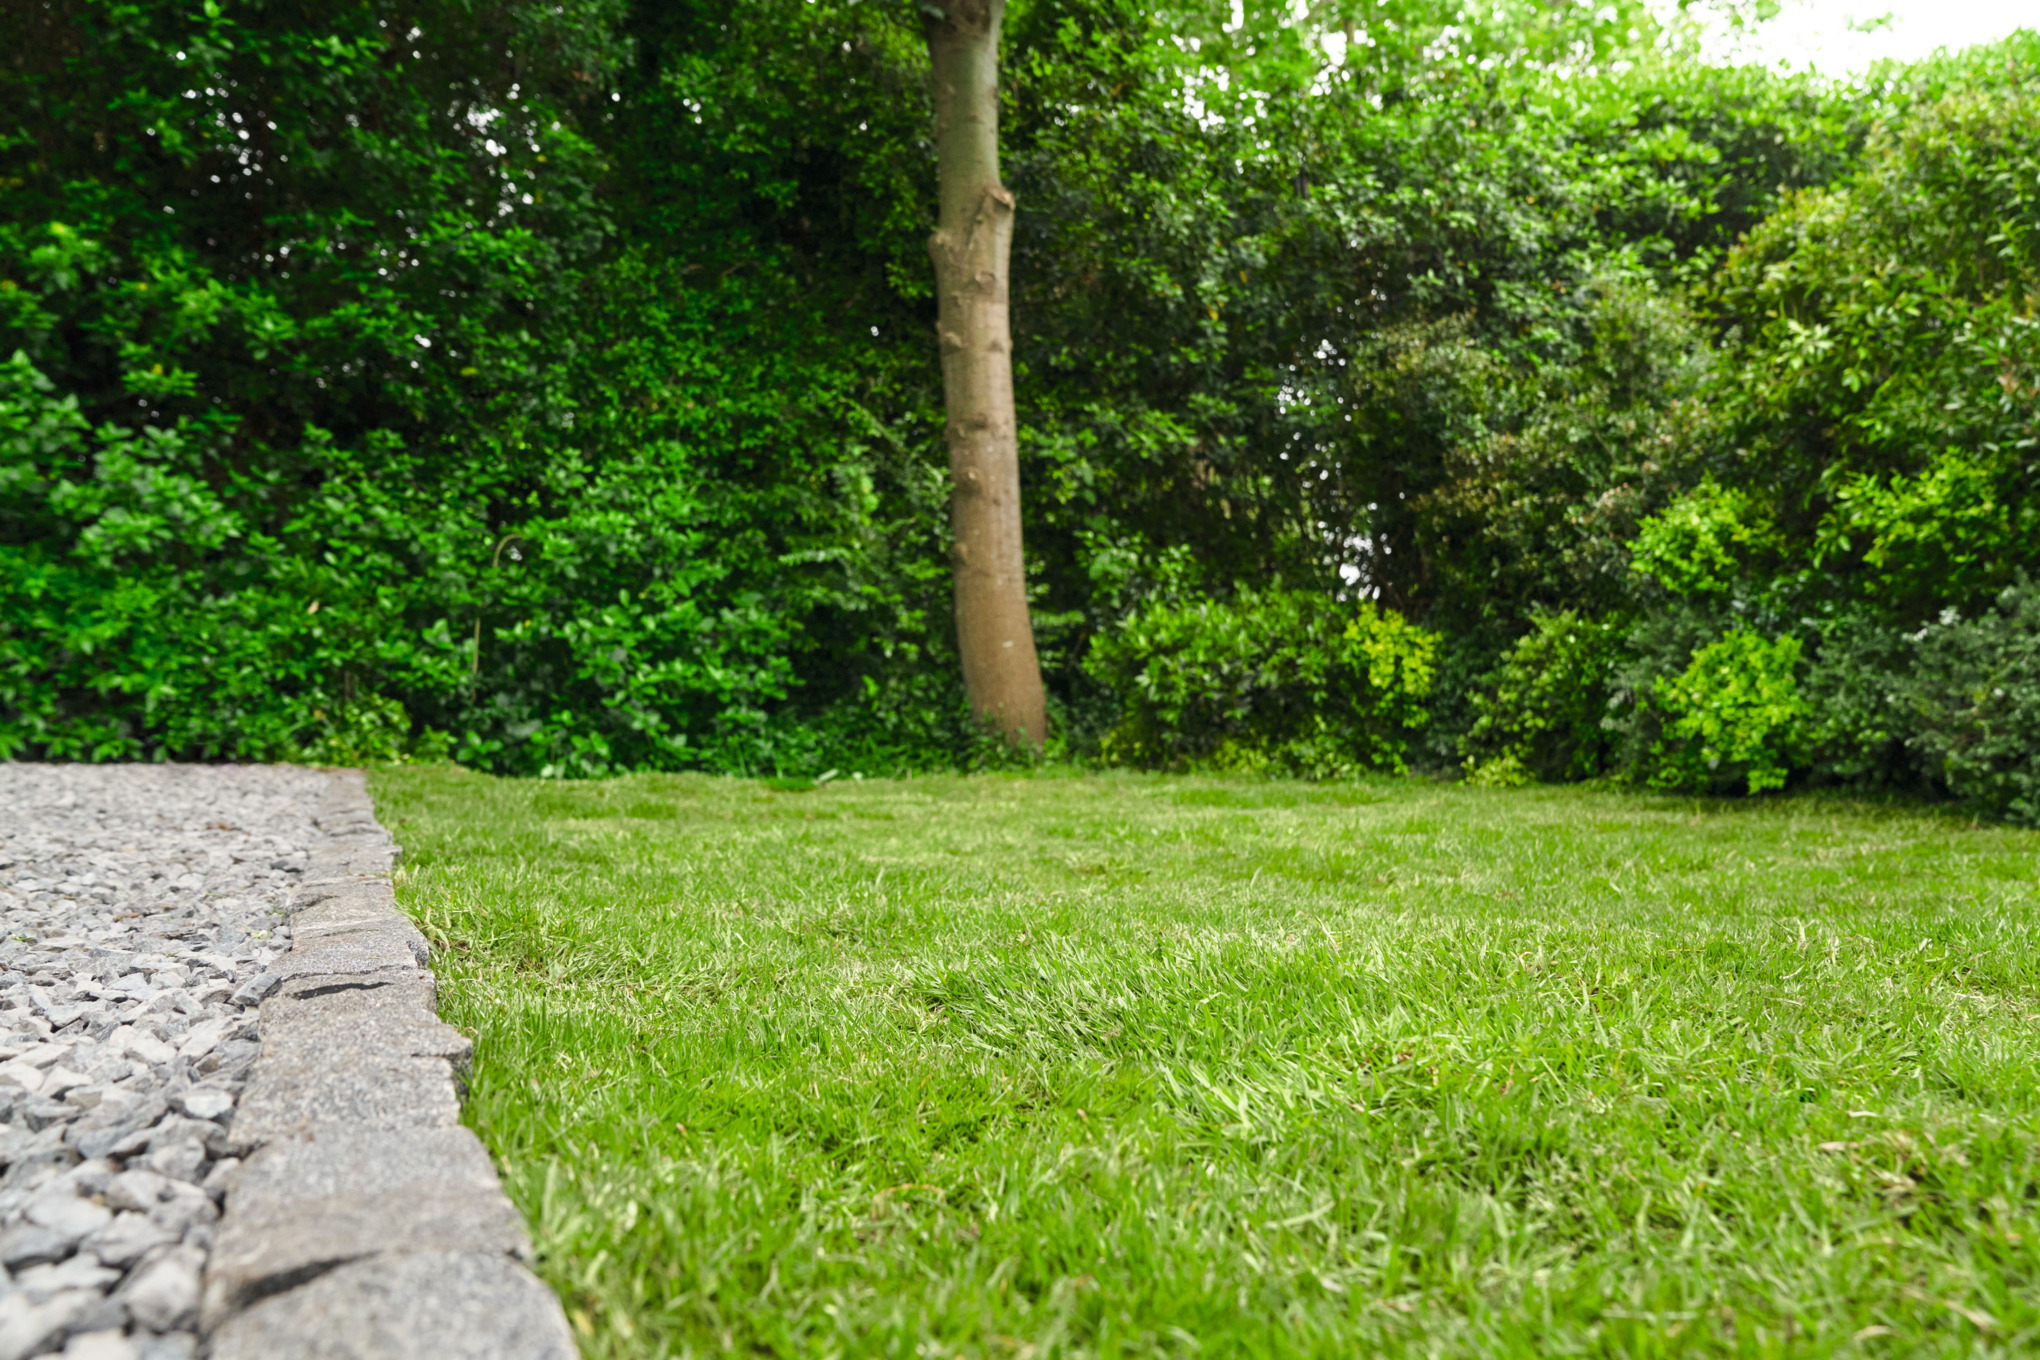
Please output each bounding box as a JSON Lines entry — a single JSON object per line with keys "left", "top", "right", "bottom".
{"left": 0, "top": 764, "right": 320, "bottom": 1360}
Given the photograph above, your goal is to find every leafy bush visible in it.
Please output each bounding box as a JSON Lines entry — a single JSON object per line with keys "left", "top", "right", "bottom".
{"left": 1796, "top": 586, "right": 2040, "bottom": 823}
{"left": 1461, "top": 611, "right": 1626, "bottom": 785}
{"left": 1590, "top": 60, "right": 2040, "bottom": 811}
{"left": 1702, "top": 69, "right": 2040, "bottom": 621}
{"left": 1648, "top": 630, "right": 1805, "bottom": 795}
{"left": 1891, "top": 585, "right": 2040, "bottom": 825}
{"left": 1085, "top": 591, "right": 1437, "bottom": 777}
{"left": 296, "top": 694, "right": 452, "bottom": 768}
{"left": 1798, "top": 608, "right": 1920, "bottom": 788}
{"left": 1629, "top": 479, "right": 1777, "bottom": 597}
{"left": 0, "top": 346, "right": 810, "bottom": 773}
{"left": 1411, "top": 275, "right": 1719, "bottom": 642}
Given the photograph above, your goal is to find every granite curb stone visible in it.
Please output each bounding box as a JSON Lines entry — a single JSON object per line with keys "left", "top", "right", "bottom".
{"left": 201, "top": 770, "right": 573, "bottom": 1357}
{"left": 224, "top": 1056, "right": 465, "bottom": 1153}
{"left": 200, "top": 1126, "right": 530, "bottom": 1328}
{"left": 208, "top": 1251, "right": 576, "bottom": 1360}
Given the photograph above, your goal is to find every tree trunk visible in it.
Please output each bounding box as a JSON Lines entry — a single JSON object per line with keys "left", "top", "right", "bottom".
{"left": 924, "top": 0, "right": 1046, "bottom": 749}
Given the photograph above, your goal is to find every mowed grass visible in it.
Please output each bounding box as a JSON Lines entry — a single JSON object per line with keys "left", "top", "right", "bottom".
{"left": 367, "top": 767, "right": 2040, "bottom": 1359}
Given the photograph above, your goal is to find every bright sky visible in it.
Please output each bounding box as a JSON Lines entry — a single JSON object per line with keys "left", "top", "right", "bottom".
{"left": 1703, "top": 0, "right": 2036, "bottom": 75}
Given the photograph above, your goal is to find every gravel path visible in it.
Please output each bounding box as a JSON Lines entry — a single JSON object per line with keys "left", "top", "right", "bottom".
{"left": 0, "top": 764, "right": 322, "bottom": 1360}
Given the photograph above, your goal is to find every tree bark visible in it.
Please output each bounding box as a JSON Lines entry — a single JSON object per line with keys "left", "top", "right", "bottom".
{"left": 924, "top": 0, "right": 1046, "bottom": 749}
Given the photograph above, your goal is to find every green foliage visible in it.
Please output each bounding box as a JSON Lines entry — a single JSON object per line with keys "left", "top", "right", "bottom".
{"left": 1649, "top": 629, "right": 1805, "bottom": 795}
{"left": 3, "top": 0, "right": 2036, "bottom": 816}
{"left": 0, "top": 335, "right": 815, "bottom": 773}
{"left": 1008, "top": 37, "right": 1853, "bottom": 646}
{"left": 0, "top": 0, "right": 957, "bottom": 775}
{"left": 1460, "top": 610, "right": 1625, "bottom": 785}
{"left": 1899, "top": 587, "right": 2040, "bottom": 825}
{"left": 295, "top": 693, "right": 450, "bottom": 768}
{"left": 1591, "top": 45, "right": 2040, "bottom": 809}
{"left": 1804, "top": 584, "right": 2040, "bottom": 826}
{"left": 1409, "top": 275, "right": 1719, "bottom": 637}
{"left": 1085, "top": 590, "right": 1436, "bottom": 776}
{"left": 1704, "top": 63, "right": 2040, "bottom": 618}
{"left": 1461, "top": 41, "right": 2040, "bottom": 809}
{"left": 1797, "top": 607, "right": 1919, "bottom": 789}
{"left": 1630, "top": 478, "right": 1775, "bottom": 596}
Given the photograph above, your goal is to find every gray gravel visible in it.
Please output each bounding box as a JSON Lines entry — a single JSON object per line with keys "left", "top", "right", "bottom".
{"left": 0, "top": 764, "right": 323, "bottom": 1360}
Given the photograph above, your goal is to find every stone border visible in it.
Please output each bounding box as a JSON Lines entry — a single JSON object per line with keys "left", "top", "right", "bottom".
{"left": 202, "top": 770, "right": 575, "bottom": 1358}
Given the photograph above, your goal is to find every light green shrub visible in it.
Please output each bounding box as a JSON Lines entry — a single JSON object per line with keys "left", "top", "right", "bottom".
{"left": 1650, "top": 630, "right": 1805, "bottom": 794}
{"left": 1085, "top": 590, "right": 1437, "bottom": 777}
{"left": 1629, "top": 479, "right": 1775, "bottom": 597}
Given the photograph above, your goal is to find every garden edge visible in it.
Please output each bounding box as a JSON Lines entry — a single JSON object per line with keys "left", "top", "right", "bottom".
{"left": 200, "top": 769, "right": 575, "bottom": 1358}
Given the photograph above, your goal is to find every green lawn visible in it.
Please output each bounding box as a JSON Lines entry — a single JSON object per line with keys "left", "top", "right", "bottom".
{"left": 368, "top": 768, "right": 2040, "bottom": 1358}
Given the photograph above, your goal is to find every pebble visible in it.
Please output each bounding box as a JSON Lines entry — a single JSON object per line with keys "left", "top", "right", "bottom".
{"left": 0, "top": 765, "right": 319, "bottom": 1358}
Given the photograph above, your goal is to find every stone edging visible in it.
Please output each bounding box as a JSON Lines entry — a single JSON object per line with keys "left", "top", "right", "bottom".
{"left": 201, "top": 770, "right": 574, "bottom": 1358}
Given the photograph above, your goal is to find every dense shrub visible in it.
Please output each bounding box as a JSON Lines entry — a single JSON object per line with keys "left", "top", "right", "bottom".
{"left": 1506, "top": 58, "right": 2040, "bottom": 812}
{"left": 1460, "top": 610, "right": 1626, "bottom": 786}
{"left": 1628, "top": 479, "right": 1777, "bottom": 598}
{"left": 0, "top": 0, "right": 955, "bottom": 775}
{"left": 1894, "top": 587, "right": 2040, "bottom": 823}
{"left": 0, "top": 342, "right": 815, "bottom": 774}
{"left": 1700, "top": 70, "right": 2040, "bottom": 621}
{"left": 1799, "top": 608, "right": 1920, "bottom": 788}
{"left": 1647, "top": 630, "right": 1805, "bottom": 795}
{"left": 1085, "top": 590, "right": 1437, "bottom": 776}
{"left": 1797, "top": 587, "right": 2040, "bottom": 823}
{"left": 1409, "top": 276, "right": 1718, "bottom": 644}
